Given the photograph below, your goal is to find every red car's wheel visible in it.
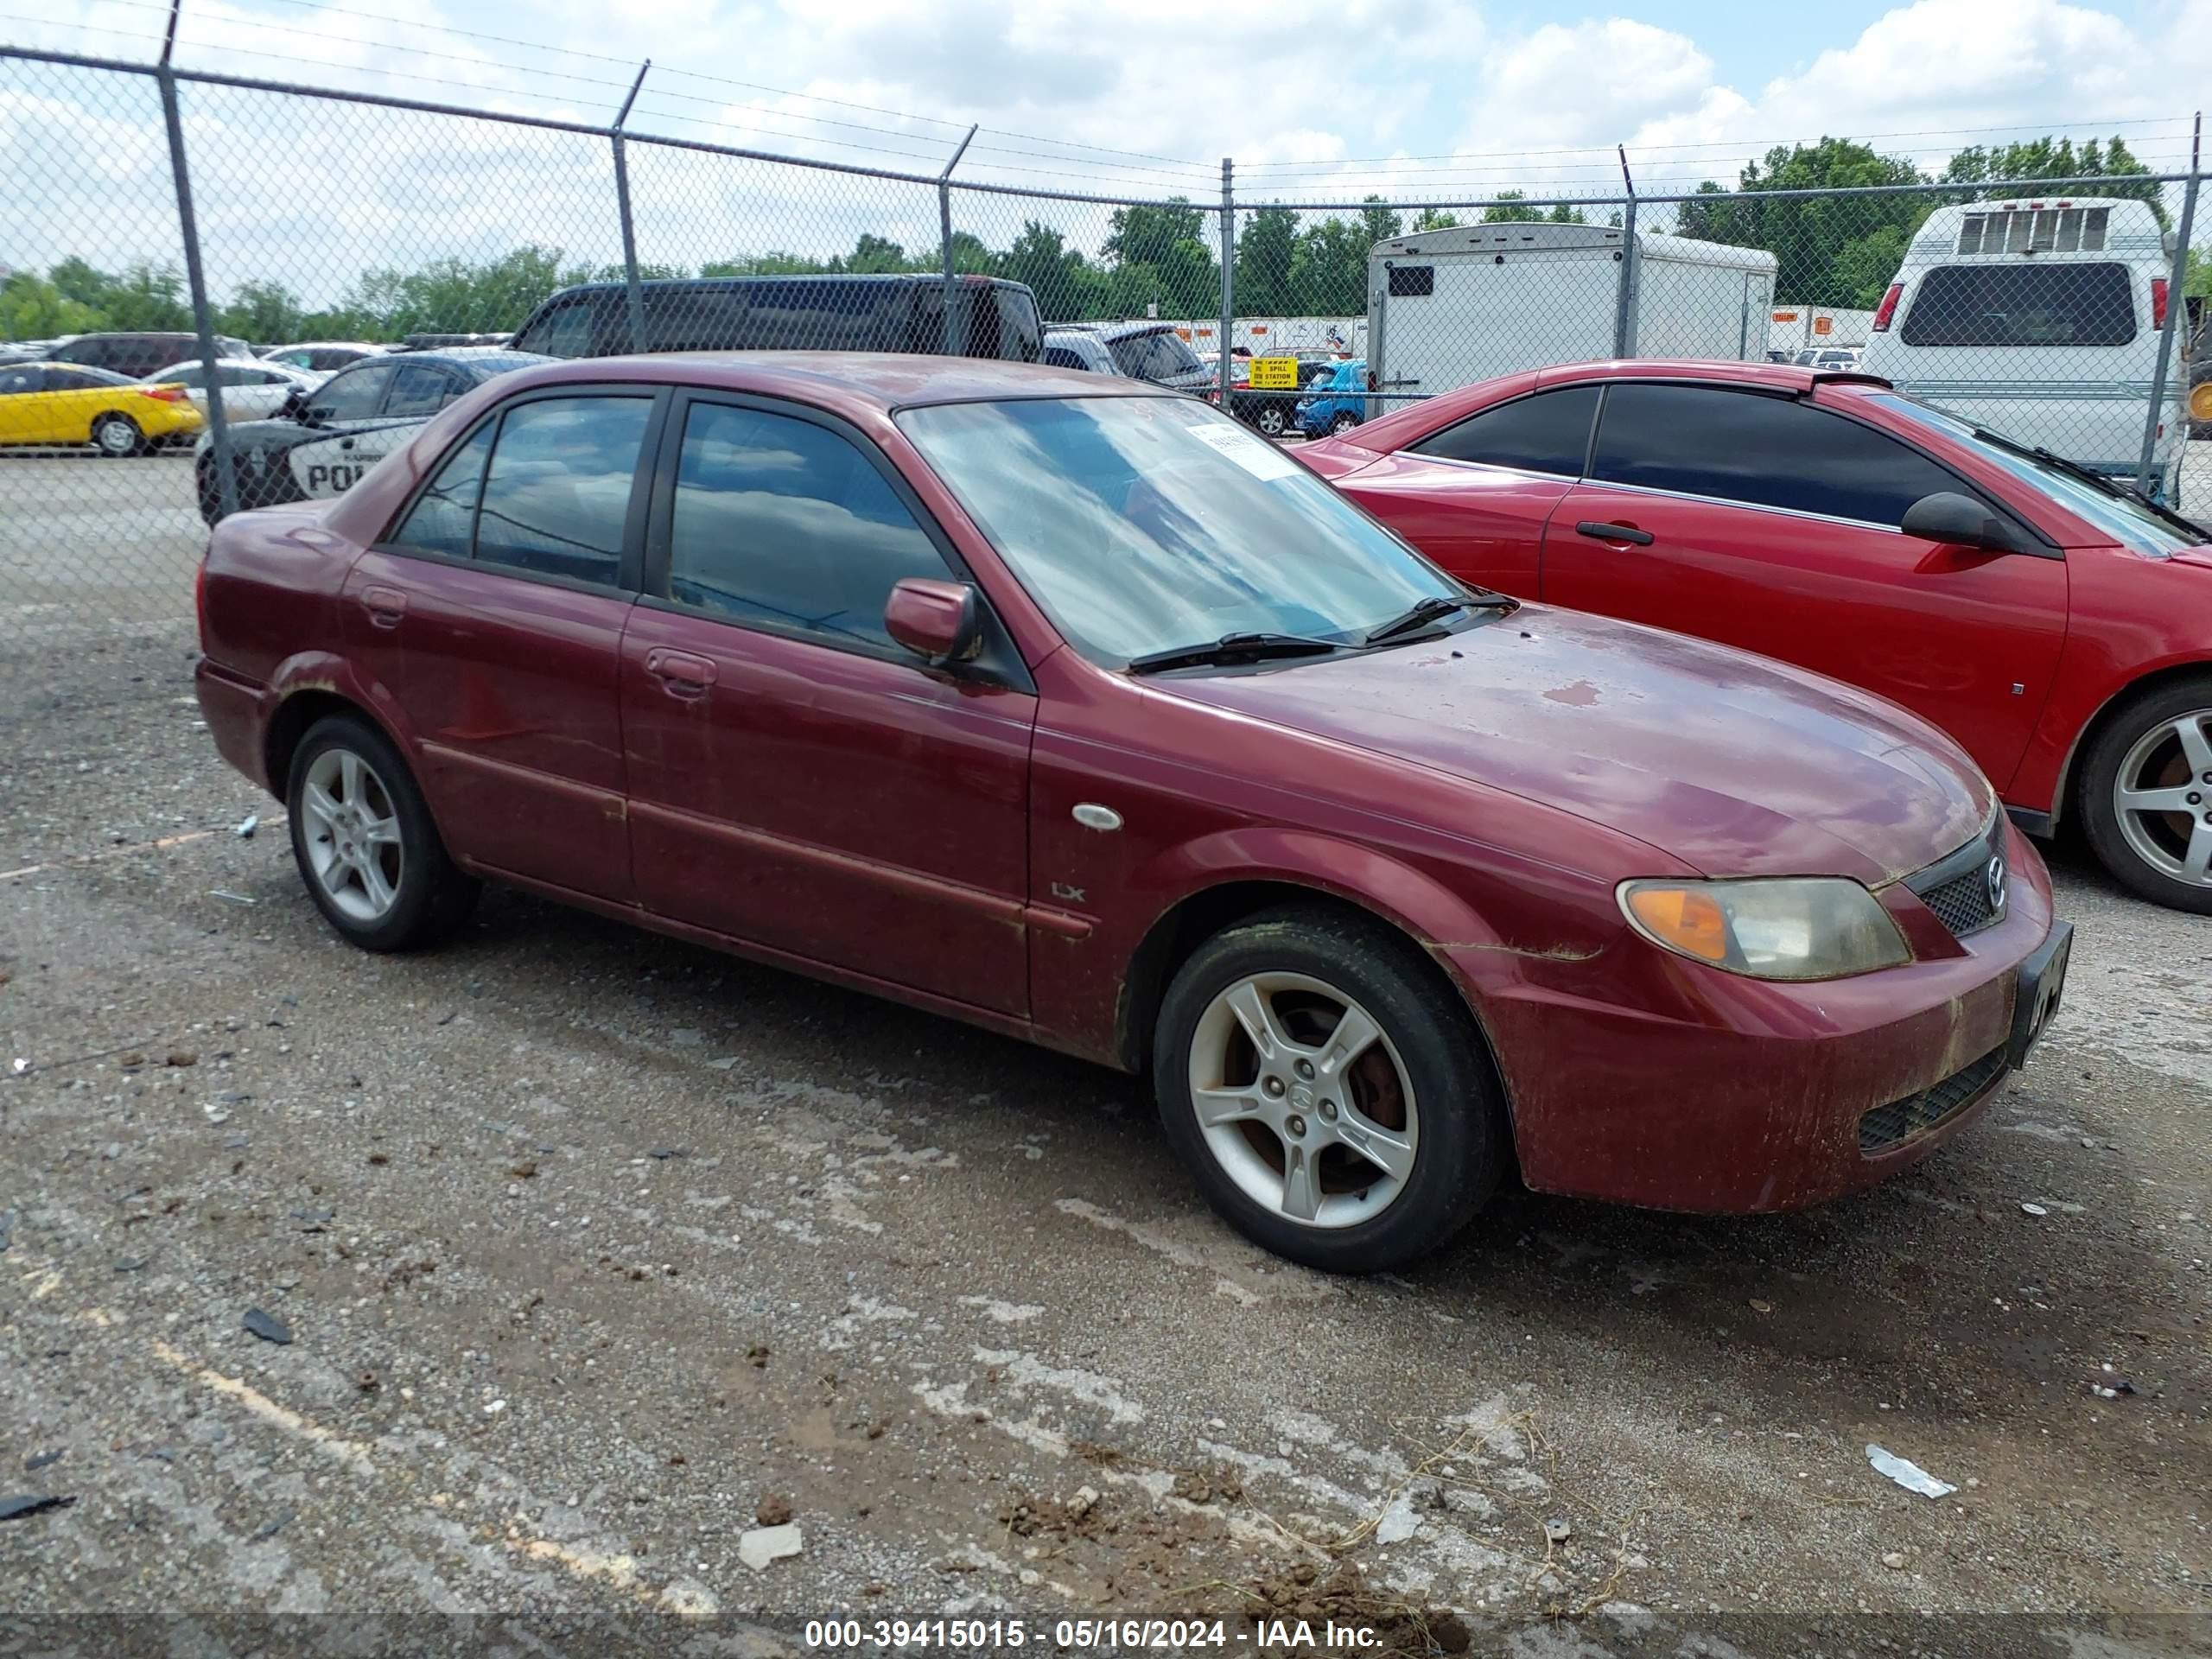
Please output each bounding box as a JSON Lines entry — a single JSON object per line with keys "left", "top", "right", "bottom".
{"left": 2080, "top": 674, "right": 2212, "bottom": 915}
{"left": 287, "top": 714, "right": 480, "bottom": 950}
{"left": 1152, "top": 905, "right": 1506, "bottom": 1272}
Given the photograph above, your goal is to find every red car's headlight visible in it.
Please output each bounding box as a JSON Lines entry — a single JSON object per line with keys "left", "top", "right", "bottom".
{"left": 1619, "top": 877, "right": 1911, "bottom": 980}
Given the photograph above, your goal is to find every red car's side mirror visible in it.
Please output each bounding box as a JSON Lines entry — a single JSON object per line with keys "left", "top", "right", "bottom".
{"left": 884, "top": 577, "right": 982, "bottom": 665}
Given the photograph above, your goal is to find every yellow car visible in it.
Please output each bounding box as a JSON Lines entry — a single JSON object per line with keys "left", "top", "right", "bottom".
{"left": 0, "top": 360, "right": 206, "bottom": 455}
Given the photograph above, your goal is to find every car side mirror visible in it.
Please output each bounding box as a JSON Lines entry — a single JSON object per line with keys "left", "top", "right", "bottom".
{"left": 884, "top": 577, "right": 982, "bottom": 666}
{"left": 1901, "top": 491, "right": 2024, "bottom": 554}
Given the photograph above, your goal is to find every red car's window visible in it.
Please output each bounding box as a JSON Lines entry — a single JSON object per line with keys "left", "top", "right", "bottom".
{"left": 474, "top": 396, "right": 652, "bottom": 586}
{"left": 389, "top": 422, "right": 495, "bottom": 559}
{"left": 1411, "top": 385, "right": 1599, "bottom": 476}
{"left": 1591, "top": 384, "right": 1973, "bottom": 529}
{"left": 666, "top": 402, "right": 952, "bottom": 652}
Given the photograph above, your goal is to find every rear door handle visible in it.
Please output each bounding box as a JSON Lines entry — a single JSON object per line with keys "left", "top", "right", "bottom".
{"left": 1575, "top": 520, "right": 1656, "bottom": 546}
{"left": 645, "top": 648, "right": 717, "bottom": 700}
{"left": 360, "top": 584, "right": 407, "bottom": 629}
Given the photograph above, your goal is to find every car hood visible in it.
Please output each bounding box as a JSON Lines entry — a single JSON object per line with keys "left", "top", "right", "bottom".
{"left": 1160, "top": 605, "right": 1995, "bottom": 885}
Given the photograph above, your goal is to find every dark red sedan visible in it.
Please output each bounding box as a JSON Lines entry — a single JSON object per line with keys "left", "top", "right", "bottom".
{"left": 195, "top": 353, "right": 2069, "bottom": 1272}
{"left": 1300, "top": 360, "right": 2212, "bottom": 913}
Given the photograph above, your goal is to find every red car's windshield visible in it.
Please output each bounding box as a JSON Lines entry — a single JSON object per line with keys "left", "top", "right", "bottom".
{"left": 899, "top": 395, "right": 1459, "bottom": 667}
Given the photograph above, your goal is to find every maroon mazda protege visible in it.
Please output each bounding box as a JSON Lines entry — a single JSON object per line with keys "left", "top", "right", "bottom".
{"left": 194, "top": 353, "right": 2070, "bottom": 1272}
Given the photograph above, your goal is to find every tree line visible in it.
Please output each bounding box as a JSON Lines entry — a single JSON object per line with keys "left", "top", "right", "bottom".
{"left": 3, "top": 133, "right": 2202, "bottom": 348}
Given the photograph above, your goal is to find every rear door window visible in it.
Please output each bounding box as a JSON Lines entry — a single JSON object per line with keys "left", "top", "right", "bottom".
{"left": 1901, "top": 262, "right": 2137, "bottom": 347}
{"left": 1591, "top": 383, "right": 1970, "bottom": 527}
{"left": 388, "top": 422, "right": 495, "bottom": 559}
{"left": 312, "top": 362, "right": 394, "bottom": 422}
{"left": 664, "top": 401, "right": 953, "bottom": 652}
{"left": 382, "top": 363, "right": 462, "bottom": 418}
{"left": 1413, "top": 385, "right": 1599, "bottom": 475}
{"left": 474, "top": 396, "right": 652, "bottom": 586}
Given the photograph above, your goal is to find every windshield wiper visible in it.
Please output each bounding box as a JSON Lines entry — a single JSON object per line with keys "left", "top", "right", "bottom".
{"left": 1969, "top": 429, "right": 2209, "bottom": 537}
{"left": 1360, "top": 592, "right": 1517, "bottom": 648}
{"left": 1125, "top": 632, "right": 1343, "bottom": 676}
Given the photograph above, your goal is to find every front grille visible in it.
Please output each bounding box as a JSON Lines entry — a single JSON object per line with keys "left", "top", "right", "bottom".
{"left": 1859, "top": 1045, "right": 2007, "bottom": 1154}
{"left": 1903, "top": 815, "right": 2006, "bottom": 940}
{"left": 1920, "top": 864, "right": 1999, "bottom": 936}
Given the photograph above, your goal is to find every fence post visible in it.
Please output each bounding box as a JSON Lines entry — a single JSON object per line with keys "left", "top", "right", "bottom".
{"left": 938, "top": 124, "right": 977, "bottom": 356}
{"left": 611, "top": 60, "right": 650, "bottom": 353}
{"left": 2137, "top": 111, "right": 2201, "bottom": 499}
{"left": 1612, "top": 146, "right": 1639, "bottom": 359}
{"left": 1218, "top": 157, "right": 1235, "bottom": 414}
{"left": 156, "top": 0, "right": 235, "bottom": 519}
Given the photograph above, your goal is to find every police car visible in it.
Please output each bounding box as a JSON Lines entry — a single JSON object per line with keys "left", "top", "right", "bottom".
{"left": 195, "top": 346, "right": 546, "bottom": 524}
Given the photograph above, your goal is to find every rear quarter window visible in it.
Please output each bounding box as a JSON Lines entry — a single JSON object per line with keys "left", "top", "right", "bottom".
{"left": 1901, "top": 262, "right": 2137, "bottom": 348}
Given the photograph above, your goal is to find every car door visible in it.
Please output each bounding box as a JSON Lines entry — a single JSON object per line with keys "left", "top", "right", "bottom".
{"left": 286, "top": 360, "right": 397, "bottom": 498}
{"left": 30, "top": 368, "right": 111, "bottom": 444}
{"left": 1332, "top": 380, "right": 1596, "bottom": 596}
{"left": 1540, "top": 380, "right": 2069, "bottom": 791}
{"left": 0, "top": 365, "right": 44, "bottom": 443}
{"left": 620, "top": 392, "right": 1036, "bottom": 1016}
{"left": 348, "top": 385, "right": 660, "bottom": 899}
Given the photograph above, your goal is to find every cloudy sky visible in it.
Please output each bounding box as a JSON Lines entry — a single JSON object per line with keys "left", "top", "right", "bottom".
{"left": 1, "top": 0, "right": 2205, "bottom": 297}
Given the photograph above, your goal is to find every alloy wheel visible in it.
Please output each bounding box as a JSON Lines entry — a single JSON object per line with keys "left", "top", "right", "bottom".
{"left": 2111, "top": 709, "right": 2212, "bottom": 887}
{"left": 1185, "top": 972, "right": 1418, "bottom": 1230}
{"left": 300, "top": 746, "right": 405, "bottom": 921}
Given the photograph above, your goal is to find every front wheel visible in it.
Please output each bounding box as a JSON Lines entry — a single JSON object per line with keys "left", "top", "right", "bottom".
{"left": 1328, "top": 411, "right": 1360, "bottom": 435}
{"left": 1152, "top": 906, "right": 1506, "bottom": 1272}
{"left": 287, "top": 714, "right": 480, "bottom": 950}
{"left": 1253, "top": 404, "right": 1288, "bottom": 437}
{"left": 92, "top": 413, "right": 144, "bottom": 458}
{"left": 2079, "top": 675, "right": 2212, "bottom": 913}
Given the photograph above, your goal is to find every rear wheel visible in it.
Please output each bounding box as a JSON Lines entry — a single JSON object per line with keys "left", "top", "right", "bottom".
{"left": 1328, "top": 411, "right": 1359, "bottom": 436}
{"left": 287, "top": 715, "right": 480, "bottom": 950}
{"left": 2080, "top": 674, "right": 2212, "bottom": 914}
{"left": 1253, "top": 403, "right": 1288, "bottom": 438}
{"left": 1152, "top": 906, "right": 1506, "bottom": 1272}
{"left": 92, "top": 413, "right": 144, "bottom": 458}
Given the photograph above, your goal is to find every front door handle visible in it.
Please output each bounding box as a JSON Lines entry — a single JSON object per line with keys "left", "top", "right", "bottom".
{"left": 645, "top": 648, "right": 717, "bottom": 700}
{"left": 1575, "top": 520, "right": 1656, "bottom": 546}
{"left": 360, "top": 584, "right": 407, "bottom": 630}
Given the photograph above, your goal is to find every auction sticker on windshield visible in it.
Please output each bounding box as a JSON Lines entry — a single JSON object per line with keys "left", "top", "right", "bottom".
{"left": 1185, "top": 416, "right": 1303, "bottom": 481}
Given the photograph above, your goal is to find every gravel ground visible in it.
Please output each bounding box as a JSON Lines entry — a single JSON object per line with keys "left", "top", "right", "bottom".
{"left": 2, "top": 460, "right": 2210, "bottom": 1657}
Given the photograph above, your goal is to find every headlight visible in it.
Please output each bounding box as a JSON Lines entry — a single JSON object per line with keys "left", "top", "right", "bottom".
{"left": 1618, "top": 877, "right": 1911, "bottom": 981}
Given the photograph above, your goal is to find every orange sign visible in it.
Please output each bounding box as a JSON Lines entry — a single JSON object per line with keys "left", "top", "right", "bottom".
{"left": 1813, "top": 316, "right": 1833, "bottom": 336}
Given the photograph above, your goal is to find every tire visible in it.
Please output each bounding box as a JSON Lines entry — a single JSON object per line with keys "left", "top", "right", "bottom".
{"left": 2078, "top": 674, "right": 2212, "bottom": 914}
{"left": 92, "top": 413, "right": 144, "bottom": 458}
{"left": 286, "top": 714, "right": 480, "bottom": 950}
{"left": 1329, "top": 412, "right": 1359, "bottom": 435}
{"left": 195, "top": 460, "right": 225, "bottom": 526}
{"left": 1254, "top": 404, "right": 1288, "bottom": 438}
{"left": 1151, "top": 905, "right": 1507, "bottom": 1272}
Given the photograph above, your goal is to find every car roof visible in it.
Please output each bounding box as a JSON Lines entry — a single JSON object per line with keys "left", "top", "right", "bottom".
{"left": 1345, "top": 359, "right": 1894, "bottom": 453}
{"left": 364, "top": 347, "right": 547, "bottom": 373}
{"left": 481, "top": 350, "right": 1166, "bottom": 412}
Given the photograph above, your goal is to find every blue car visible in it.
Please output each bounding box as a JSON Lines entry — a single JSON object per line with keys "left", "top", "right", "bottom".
{"left": 1295, "top": 358, "right": 1367, "bottom": 437}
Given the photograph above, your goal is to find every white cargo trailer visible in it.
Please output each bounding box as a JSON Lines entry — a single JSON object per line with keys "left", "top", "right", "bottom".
{"left": 1364, "top": 222, "right": 1777, "bottom": 414}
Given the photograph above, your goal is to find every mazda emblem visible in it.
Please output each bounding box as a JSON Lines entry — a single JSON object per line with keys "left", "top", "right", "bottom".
{"left": 1984, "top": 855, "right": 2007, "bottom": 915}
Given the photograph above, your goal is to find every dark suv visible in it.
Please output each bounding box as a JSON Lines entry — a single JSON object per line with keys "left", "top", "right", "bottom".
{"left": 509, "top": 275, "right": 1041, "bottom": 363}
{"left": 47, "top": 331, "right": 252, "bottom": 379}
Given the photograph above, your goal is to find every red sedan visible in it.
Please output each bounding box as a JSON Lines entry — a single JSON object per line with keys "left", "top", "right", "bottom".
{"left": 1300, "top": 360, "right": 2212, "bottom": 913}
{"left": 195, "top": 353, "right": 2069, "bottom": 1272}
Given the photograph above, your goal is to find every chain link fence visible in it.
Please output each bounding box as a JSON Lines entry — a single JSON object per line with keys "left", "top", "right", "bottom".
{"left": 3, "top": 41, "right": 2207, "bottom": 719}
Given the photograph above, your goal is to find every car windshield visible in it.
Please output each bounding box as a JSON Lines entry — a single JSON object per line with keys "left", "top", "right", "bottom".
{"left": 1871, "top": 393, "right": 2206, "bottom": 555}
{"left": 1108, "top": 331, "right": 1204, "bottom": 380}
{"left": 898, "top": 396, "right": 1462, "bottom": 666}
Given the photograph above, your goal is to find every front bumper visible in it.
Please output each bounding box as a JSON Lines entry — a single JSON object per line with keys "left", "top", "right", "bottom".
{"left": 1467, "top": 820, "right": 2067, "bottom": 1213}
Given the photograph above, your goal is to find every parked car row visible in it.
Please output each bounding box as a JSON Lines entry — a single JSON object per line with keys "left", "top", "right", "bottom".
{"left": 195, "top": 347, "right": 2113, "bottom": 1279}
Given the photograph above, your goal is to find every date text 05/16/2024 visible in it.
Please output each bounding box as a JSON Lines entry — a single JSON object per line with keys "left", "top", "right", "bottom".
{"left": 801, "top": 1619, "right": 1388, "bottom": 1650}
